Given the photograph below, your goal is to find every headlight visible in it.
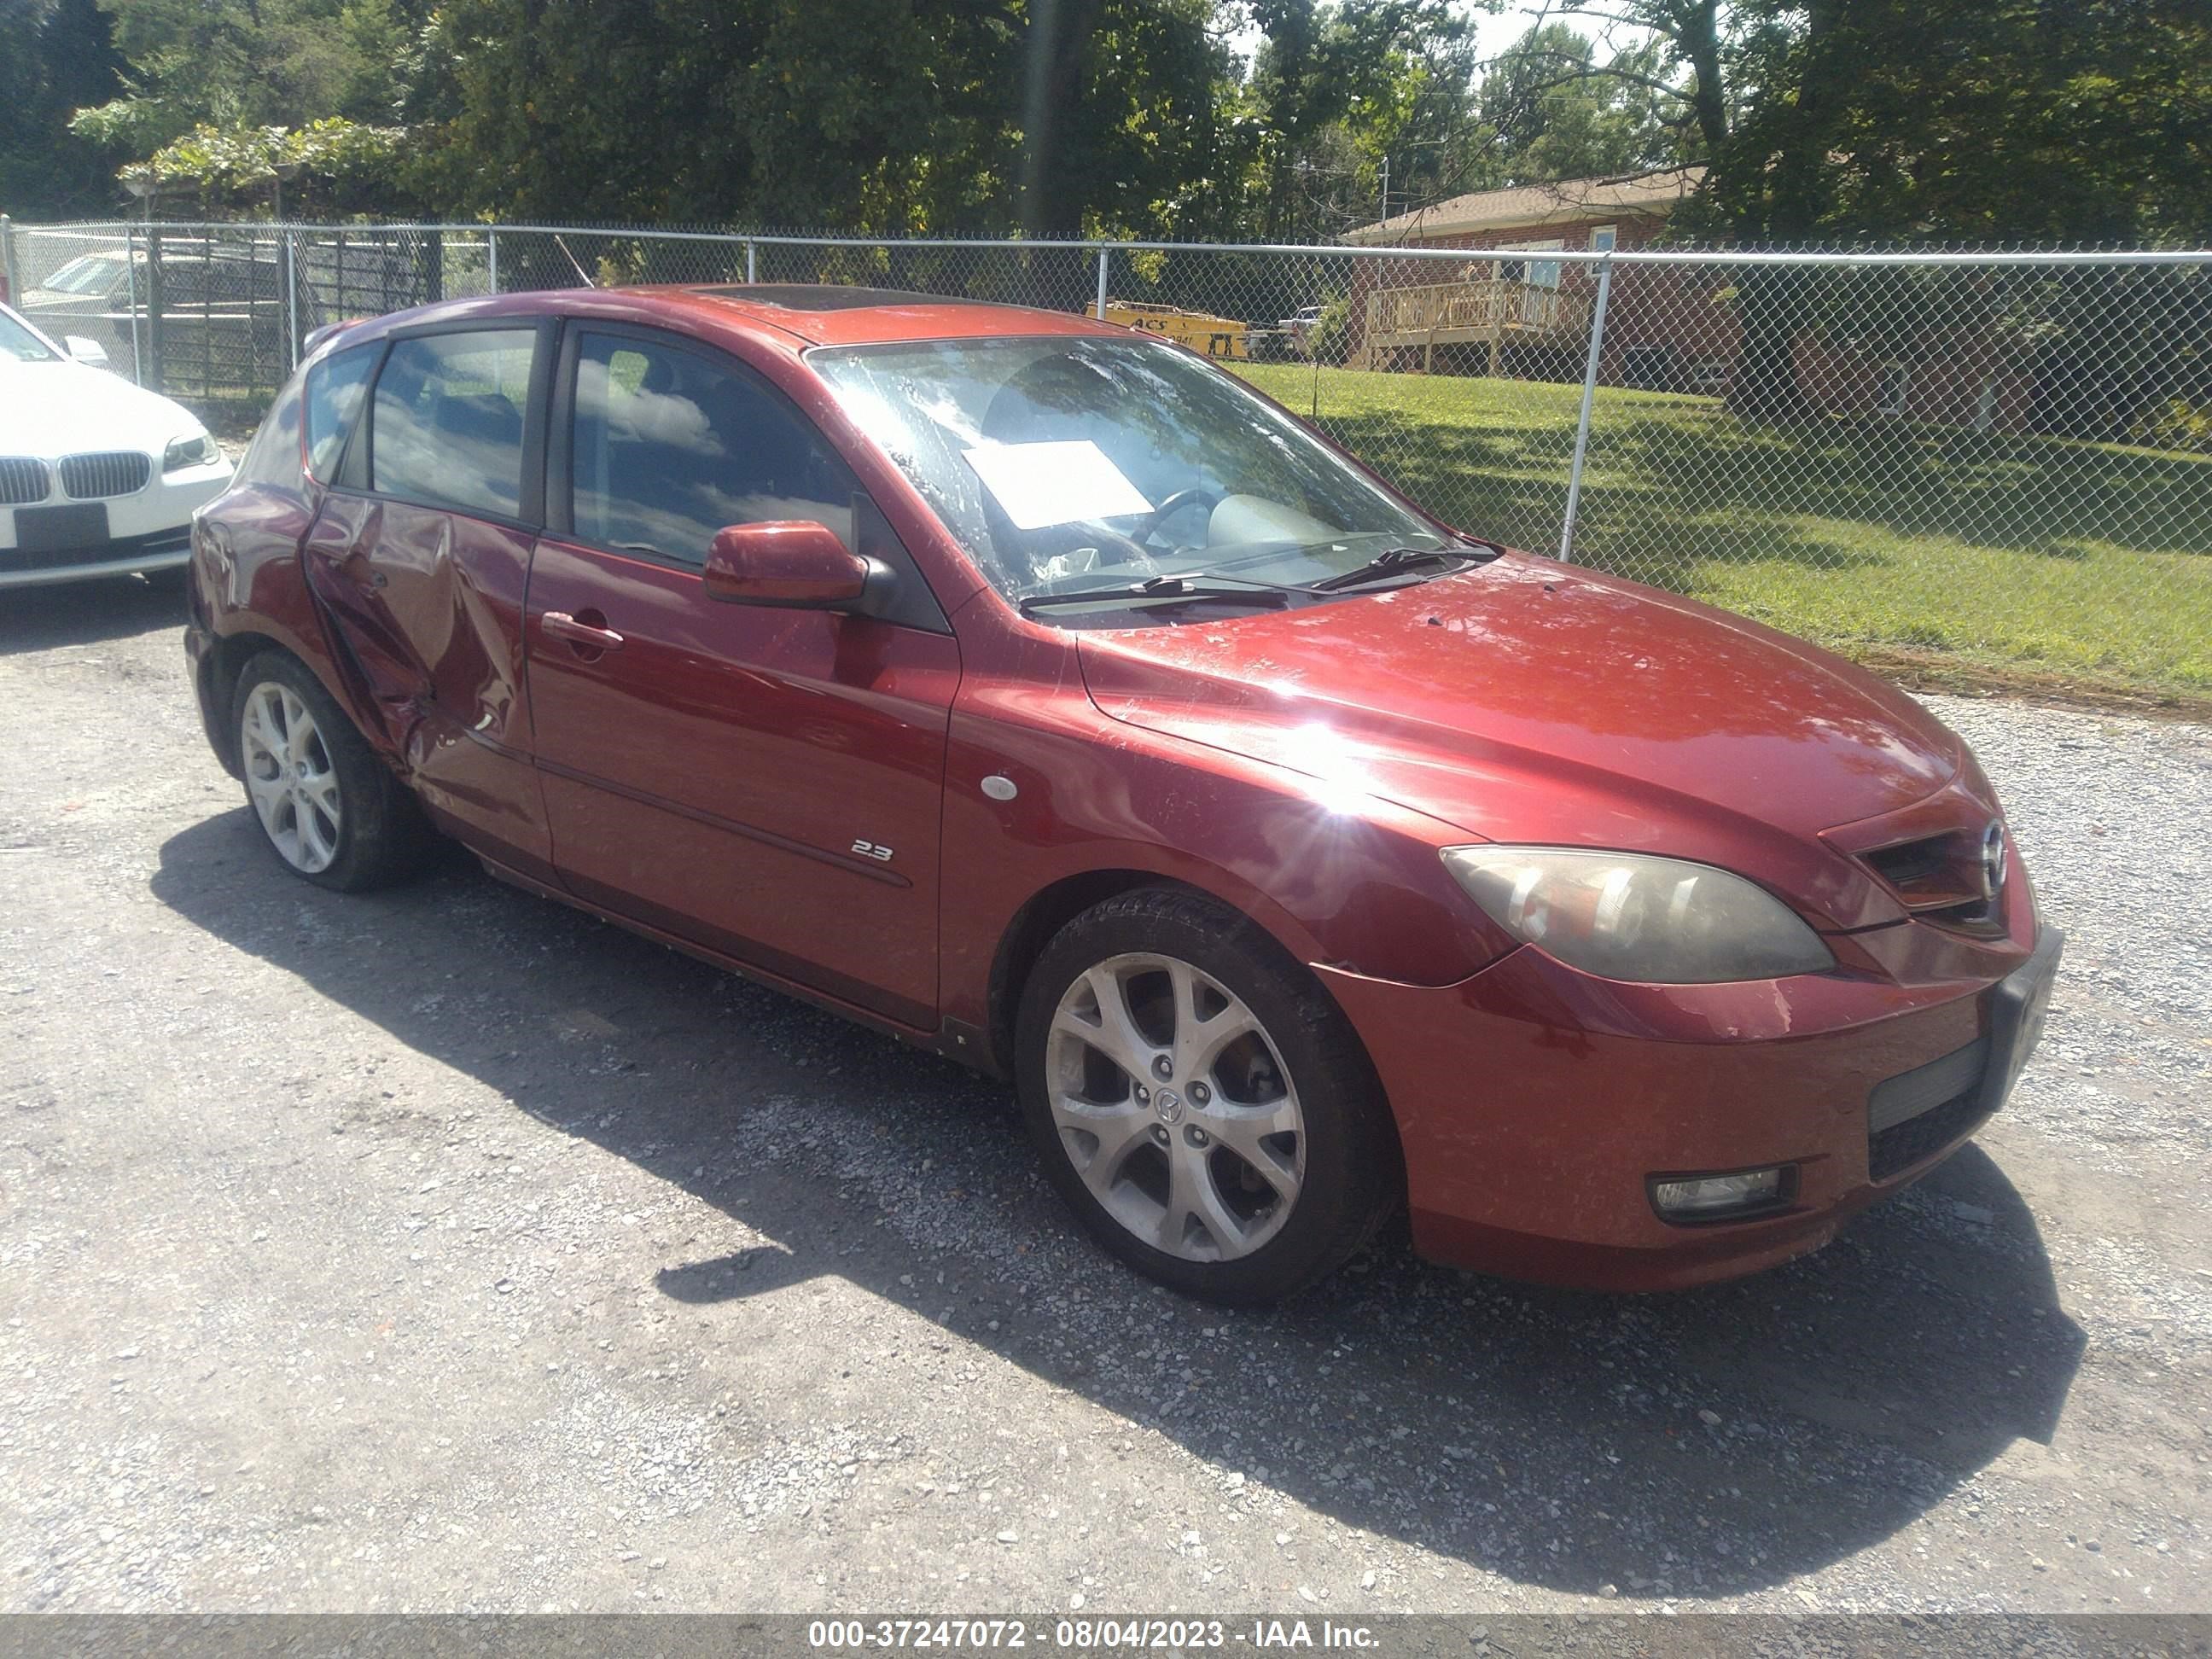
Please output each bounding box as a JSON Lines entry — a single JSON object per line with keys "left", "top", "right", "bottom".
{"left": 1441, "top": 846, "right": 1835, "bottom": 983}
{"left": 163, "top": 432, "right": 218, "bottom": 473}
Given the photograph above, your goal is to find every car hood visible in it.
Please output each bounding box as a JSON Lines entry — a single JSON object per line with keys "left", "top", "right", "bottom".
{"left": 0, "top": 359, "right": 202, "bottom": 456}
{"left": 1076, "top": 553, "right": 1966, "bottom": 929}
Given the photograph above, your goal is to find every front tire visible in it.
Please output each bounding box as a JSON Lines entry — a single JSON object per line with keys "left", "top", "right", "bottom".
{"left": 1015, "top": 888, "right": 1400, "bottom": 1305}
{"left": 230, "top": 651, "right": 430, "bottom": 892}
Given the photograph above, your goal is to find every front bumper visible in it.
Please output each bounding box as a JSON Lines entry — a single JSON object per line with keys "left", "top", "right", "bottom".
{"left": 0, "top": 463, "right": 230, "bottom": 588}
{"left": 1318, "top": 924, "right": 2062, "bottom": 1292}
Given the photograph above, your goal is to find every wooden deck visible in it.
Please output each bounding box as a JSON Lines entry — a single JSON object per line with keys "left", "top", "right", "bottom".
{"left": 1357, "top": 278, "right": 1591, "bottom": 372}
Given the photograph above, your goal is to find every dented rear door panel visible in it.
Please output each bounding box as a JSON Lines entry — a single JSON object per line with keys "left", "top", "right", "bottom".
{"left": 304, "top": 490, "right": 551, "bottom": 877}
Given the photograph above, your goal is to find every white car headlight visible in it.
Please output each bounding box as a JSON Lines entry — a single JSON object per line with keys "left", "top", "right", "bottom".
{"left": 1441, "top": 846, "right": 1835, "bottom": 983}
{"left": 164, "top": 432, "right": 218, "bottom": 473}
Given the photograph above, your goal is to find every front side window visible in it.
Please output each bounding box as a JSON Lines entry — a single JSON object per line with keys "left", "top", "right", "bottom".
{"left": 370, "top": 329, "right": 536, "bottom": 518}
{"left": 569, "top": 332, "right": 854, "bottom": 567}
{"left": 813, "top": 335, "right": 1454, "bottom": 614}
{"left": 305, "top": 343, "right": 377, "bottom": 480}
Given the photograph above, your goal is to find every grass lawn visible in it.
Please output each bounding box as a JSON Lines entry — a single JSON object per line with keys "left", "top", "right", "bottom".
{"left": 1236, "top": 362, "right": 2212, "bottom": 696}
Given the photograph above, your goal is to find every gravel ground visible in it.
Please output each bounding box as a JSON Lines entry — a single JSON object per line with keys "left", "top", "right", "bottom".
{"left": 0, "top": 574, "right": 2206, "bottom": 1617}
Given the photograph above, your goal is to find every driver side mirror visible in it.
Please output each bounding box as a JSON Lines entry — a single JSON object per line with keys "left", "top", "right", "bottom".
{"left": 65, "top": 336, "right": 110, "bottom": 369}
{"left": 702, "top": 521, "right": 882, "bottom": 610}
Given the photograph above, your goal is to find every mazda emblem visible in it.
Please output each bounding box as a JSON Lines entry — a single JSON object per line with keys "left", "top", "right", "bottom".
{"left": 1979, "top": 821, "right": 2008, "bottom": 900}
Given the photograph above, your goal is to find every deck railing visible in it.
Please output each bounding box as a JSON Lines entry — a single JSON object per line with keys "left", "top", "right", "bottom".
{"left": 1365, "top": 277, "right": 1591, "bottom": 341}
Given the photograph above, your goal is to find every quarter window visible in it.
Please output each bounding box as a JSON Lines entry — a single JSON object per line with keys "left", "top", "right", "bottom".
{"left": 304, "top": 343, "right": 377, "bottom": 480}
{"left": 370, "top": 330, "right": 537, "bottom": 518}
{"left": 569, "top": 332, "right": 854, "bottom": 567}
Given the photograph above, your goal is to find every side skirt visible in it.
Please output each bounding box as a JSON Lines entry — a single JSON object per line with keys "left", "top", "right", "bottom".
{"left": 470, "top": 850, "right": 999, "bottom": 1077}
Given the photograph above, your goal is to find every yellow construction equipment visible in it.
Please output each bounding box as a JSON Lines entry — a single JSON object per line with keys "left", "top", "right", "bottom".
{"left": 1103, "top": 300, "right": 1251, "bottom": 360}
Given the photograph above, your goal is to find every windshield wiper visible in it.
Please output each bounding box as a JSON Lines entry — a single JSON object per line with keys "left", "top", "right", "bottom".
{"left": 1307, "top": 546, "right": 1477, "bottom": 592}
{"left": 1019, "top": 574, "right": 1296, "bottom": 614}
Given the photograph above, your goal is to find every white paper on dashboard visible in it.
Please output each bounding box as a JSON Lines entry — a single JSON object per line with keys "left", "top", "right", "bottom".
{"left": 962, "top": 439, "right": 1154, "bottom": 531}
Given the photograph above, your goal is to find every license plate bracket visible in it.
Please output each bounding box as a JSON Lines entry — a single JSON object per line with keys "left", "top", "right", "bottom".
{"left": 12, "top": 502, "right": 109, "bottom": 553}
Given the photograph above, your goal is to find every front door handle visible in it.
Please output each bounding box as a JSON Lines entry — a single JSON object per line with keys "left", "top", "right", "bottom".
{"left": 543, "top": 610, "right": 626, "bottom": 652}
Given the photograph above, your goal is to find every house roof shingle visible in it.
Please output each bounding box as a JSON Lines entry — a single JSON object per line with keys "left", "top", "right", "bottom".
{"left": 1342, "top": 166, "right": 1706, "bottom": 246}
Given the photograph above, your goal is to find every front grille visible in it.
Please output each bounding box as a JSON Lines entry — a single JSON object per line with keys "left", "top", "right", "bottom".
{"left": 1867, "top": 1036, "right": 1994, "bottom": 1181}
{"left": 57, "top": 451, "right": 152, "bottom": 500}
{"left": 1857, "top": 827, "right": 2004, "bottom": 934}
{"left": 0, "top": 457, "right": 51, "bottom": 506}
{"left": 1863, "top": 835, "right": 1951, "bottom": 888}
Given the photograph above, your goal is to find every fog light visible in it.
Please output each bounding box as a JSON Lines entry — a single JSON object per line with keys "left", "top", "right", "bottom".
{"left": 1650, "top": 1167, "right": 1791, "bottom": 1221}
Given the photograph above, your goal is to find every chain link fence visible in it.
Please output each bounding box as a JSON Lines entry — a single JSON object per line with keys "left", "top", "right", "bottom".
{"left": 4, "top": 217, "right": 2207, "bottom": 694}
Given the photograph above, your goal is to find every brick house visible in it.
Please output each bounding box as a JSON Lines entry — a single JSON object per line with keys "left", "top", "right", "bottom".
{"left": 1338, "top": 165, "right": 2036, "bottom": 431}
{"left": 1340, "top": 167, "right": 1706, "bottom": 377}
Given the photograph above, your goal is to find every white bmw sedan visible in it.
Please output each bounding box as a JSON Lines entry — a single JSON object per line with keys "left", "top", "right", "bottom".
{"left": 0, "top": 302, "right": 233, "bottom": 589}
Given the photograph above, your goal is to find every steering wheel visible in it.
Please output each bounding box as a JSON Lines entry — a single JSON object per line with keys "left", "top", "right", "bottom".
{"left": 1025, "top": 520, "right": 1157, "bottom": 579}
{"left": 1131, "top": 487, "right": 1223, "bottom": 545}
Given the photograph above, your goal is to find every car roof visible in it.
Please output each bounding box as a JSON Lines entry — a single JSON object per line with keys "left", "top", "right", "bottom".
{"left": 656, "top": 283, "right": 1131, "bottom": 348}
{"left": 337, "top": 283, "right": 1133, "bottom": 356}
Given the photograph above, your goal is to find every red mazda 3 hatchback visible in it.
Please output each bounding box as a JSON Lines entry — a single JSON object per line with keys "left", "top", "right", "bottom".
{"left": 184, "top": 285, "right": 2060, "bottom": 1303}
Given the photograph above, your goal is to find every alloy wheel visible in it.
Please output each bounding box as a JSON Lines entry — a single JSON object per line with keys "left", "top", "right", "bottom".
{"left": 240, "top": 681, "right": 343, "bottom": 874}
{"left": 1045, "top": 951, "right": 1305, "bottom": 1262}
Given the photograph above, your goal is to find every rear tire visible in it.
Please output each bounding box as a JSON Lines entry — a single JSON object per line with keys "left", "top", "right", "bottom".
{"left": 1015, "top": 887, "right": 1400, "bottom": 1305}
{"left": 230, "top": 650, "right": 432, "bottom": 892}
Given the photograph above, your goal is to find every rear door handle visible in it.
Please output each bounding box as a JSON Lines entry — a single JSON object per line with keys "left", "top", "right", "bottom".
{"left": 542, "top": 611, "right": 626, "bottom": 652}
{"left": 337, "top": 548, "right": 387, "bottom": 589}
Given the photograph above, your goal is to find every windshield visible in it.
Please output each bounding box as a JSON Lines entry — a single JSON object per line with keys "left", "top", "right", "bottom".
{"left": 0, "top": 311, "right": 58, "bottom": 364}
{"left": 812, "top": 335, "right": 1458, "bottom": 615}
{"left": 38, "top": 254, "right": 128, "bottom": 296}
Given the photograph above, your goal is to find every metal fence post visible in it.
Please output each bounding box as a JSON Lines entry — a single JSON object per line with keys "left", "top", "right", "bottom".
{"left": 123, "top": 224, "right": 143, "bottom": 384}
{"left": 0, "top": 217, "right": 17, "bottom": 307}
{"left": 1094, "top": 244, "right": 1110, "bottom": 320}
{"left": 486, "top": 226, "right": 498, "bottom": 294}
{"left": 143, "top": 225, "right": 166, "bottom": 394}
{"left": 282, "top": 228, "right": 299, "bottom": 370}
{"left": 1557, "top": 256, "right": 1613, "bottom": 565}
{"left": 746, "top": 239, "right": 757, "bottom": 284}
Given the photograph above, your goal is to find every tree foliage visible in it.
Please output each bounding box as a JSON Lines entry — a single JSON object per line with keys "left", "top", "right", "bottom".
{"left": 0, "top": 0, "right": 129, "bottom": 218}
{"left": 114, "top": 116, "right": 410, "bottom": 212}
{"left": 1477, "top": 23, "right": 1679, "bottom": 187}
{"left": 1231, "top": 0, "right": 1481, "bottom": 242}
{"left": 0, "top": 0, "right": 2202, "bottom": 266}
{"left": 1544, "top": 0, "right": 2211, "bottom": 247}
{"left": 421, "top": 0, "right": 1231, "bottom": 236}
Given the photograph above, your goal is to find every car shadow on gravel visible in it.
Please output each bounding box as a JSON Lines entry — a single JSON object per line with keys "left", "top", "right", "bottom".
{"left": 0, "top": 573, "right": 187, "bottom": 656}
{"left": 153, "top": 811, "right": 2086, "bottom": 1602}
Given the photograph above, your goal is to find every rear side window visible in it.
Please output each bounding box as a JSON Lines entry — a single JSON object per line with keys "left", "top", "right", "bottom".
{"left": 569, "top": 330, "right": 854, "bottom": 567}
{"left": 371, "top": 329, "right": 537, "bottom": 518}
{"left": 237, "top": 383, "right": 304, "bottom": 488}
{"left": 304, "top": 344, "right": 377, "bottom": 480}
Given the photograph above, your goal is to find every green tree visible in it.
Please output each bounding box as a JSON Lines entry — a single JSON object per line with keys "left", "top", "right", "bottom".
{"left": 67, "top": 0, "right": 449, "bottom": 212}
{"left": 1237, "top": 0, "right": 1481, "bottom": 242}
{"left": 425, "top": 0, "right": 1230, "bottom": 236}
{"left": 0, "top": 0, "right": 128, "bottom": 218}
{"left": 1476, "top": 23, "right": 1678, "bottom": 185}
